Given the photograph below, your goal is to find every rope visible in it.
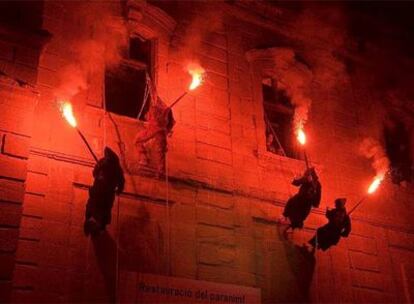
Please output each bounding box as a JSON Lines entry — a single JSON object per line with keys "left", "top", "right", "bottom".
{"left": 314, "top": 228, "right": 319, "bottom": 302}
{"left": 264, "top": 112, "right": 287, "bottom": 157}
{"left": 137, "top": 72, "right": 151, "bottom": 120}
{"left": 264, "top": 113, "right": 294, "bottom": 196}
{"left": 165, "top": 148, "right": 171, "bottom": 276}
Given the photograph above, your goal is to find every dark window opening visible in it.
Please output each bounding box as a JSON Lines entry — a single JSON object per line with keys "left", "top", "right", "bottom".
{"left": 105, "top": 64, "right": 150, "bottom": 119}
{"left": 129, "top": 37, "right": 152, "bottom": 70}
{"left": 105, "top": 37, "right": 153, "bottom": 119}
{"left": 263, "top": 78, "right": 301, "bottom": 159}
{"left": 0, "top": 1, "right": 44, "bottom": 30}
{"left": 384, "top": 116, "right": 412, "bottom": 184}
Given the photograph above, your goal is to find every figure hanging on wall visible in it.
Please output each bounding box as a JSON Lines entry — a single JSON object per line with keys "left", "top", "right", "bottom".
{"left": 308, "top": 198, "right": 351, "bottom": 252}
{"left": 135, "top": 82, "right": 175, "bottom": 177}
{"left": 84, "top": 147, "right": 125, "bottom": 237}
{"left": 281, "top": 167, "right": 321, "bottom": 231}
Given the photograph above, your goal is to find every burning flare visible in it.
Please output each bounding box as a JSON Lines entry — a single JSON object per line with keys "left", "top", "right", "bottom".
{"left": 188, "top": 64, "right": 205, "bottom": 91}
{"left": 297, "top": 128, "right": 306, "bottom": 146}
{"left": 367, "top": 176, "right": 383, "bottom": 194}
{"left": 60, "top": 101, "right": 77, "bottom": 128}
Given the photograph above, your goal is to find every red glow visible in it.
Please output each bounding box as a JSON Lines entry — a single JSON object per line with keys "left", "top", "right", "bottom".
{"left": 367, "top": 176, "right": 383, "bottom": 194}
{"left": 187, "top": 64, "right": 205, "bottom": 91}
{"left": 297, "top": 128, "right": 306, "bottom": 145}
{"left": 59, "top": 101, "right": 77, "bottom": 128}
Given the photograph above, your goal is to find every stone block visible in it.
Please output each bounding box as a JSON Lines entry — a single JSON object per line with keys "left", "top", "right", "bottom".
{"left": 0, "top": 40, "right": 14, "bottom": 61}
{"left": 196, "top": 188, "right": 234, "bottom": 209}
{"left": 201, "top": 55, "right": 228, "bottom": 76}
{"left": 197, "top": 205, "right": 234, "bottom": 228}
{"left": 12, "top": 264, "right": 38, "bottom": 288}
{"left": 170, "top": 240, "right": 197, "bottom": 278}
{"left": 39, "top": 243, "right": 70, "bottom": 269}
{"left": 19, "top": 216, "right": 42, "bottom": 241}
{"left": 0, "top": 203, "right": 22, "bottom": 227}
{"left": 42, "top": 201, "right": 71, "bottom": 225}
{"left": 198, "top": 243, "right": 236, "bottom": 266}
{"left": 350, "top": 251, "right": 380, "bottom": 273}
{"left": 25, "top": 172, "right": 47, "bottom": 195}
{"left": 0, "top": 280, "right": 12, "bottom": 302}
{"left": 22, "top": 193, "right": 44, "bottom": 218}
{"left": 171, "top": 203, "right": 196, "bottom": 223}
{"left": 0, "top": 179, "right": 25, "bottom": 204}
{"left": 347, "top": 235, "right": 378, "bottom": 255}
{"left": 196, "top": 143, "right": 232, "bottom": 165}
{"left": 208, "top": 73, "right": 229, "bottom": 90}
{"left": 0, "top": 155, "right": 27, "bottom": 181}
{"left": 196, "top": 128, "right": 232, "bottom": 150}
{"left": 0, "top": 253, "right": 15, "bottom": 280}
{"left": 0, "top": 228, "right": 19, "bottom": 252}
{"left": 351, "top": 269, "right": 384, "bottom": 291}
{"left": 169, "top": 184, "right": 196, "bottom": 206}
{"left": 15, "top": 239, "right": 41, "bottom": 266}
{"left": 39, "top": 220, "right": 70, "bottom": 247}
{"left": 27, "top": 155, "right": 49, "bottom": 175}
{"left": 199, "top": 42, "right": 227, "bottom": 62}
{"left": 197, "top": 224, "right": 235, "bottom": 246}
{"left": 1, "top": 133, "right": 30, "bottom": 159}
{"left": 205, "top": 32, "right": 227, "bottom": 50}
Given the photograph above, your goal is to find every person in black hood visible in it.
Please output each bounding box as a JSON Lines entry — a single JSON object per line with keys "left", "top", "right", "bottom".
{"left": 282, "top": 167, "right": 321, "bottom": 230}
{"left": 308, "top": 198, "right": 351, "bottom": 252}
{"left": 84, "top": 147, "right": 125, "bottom": 236}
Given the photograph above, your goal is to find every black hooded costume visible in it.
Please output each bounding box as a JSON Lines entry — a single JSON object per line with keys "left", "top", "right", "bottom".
{"left": 283, "top": 167, "right": 321, "bottom": 229}
{"left": 309, "top": 198, "right": 351, "bottom": 251}
{"left": 84, "top": 147, "right": 125, "bottom": 236}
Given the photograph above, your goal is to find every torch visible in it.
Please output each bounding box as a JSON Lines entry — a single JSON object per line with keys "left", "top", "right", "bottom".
{"left": 169, "top": 65, "right": 205, "bottom": 109}
{"left": 59, "top": 101, "right": 99, "bottom": 163}
{"left": 297, "top": 128, "right": 310, "bottom": 169}
{"left": 348, "top": 175, "right": 384, "bottom": 215}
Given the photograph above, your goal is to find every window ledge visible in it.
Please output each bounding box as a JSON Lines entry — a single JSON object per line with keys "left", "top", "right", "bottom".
{"left": 258, "top": 148, "right": 322, "bottom": 172}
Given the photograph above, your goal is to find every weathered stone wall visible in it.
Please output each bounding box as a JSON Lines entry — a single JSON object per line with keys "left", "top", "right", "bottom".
{"left": 0, "top": 1, "right": 413, "bottom": 303}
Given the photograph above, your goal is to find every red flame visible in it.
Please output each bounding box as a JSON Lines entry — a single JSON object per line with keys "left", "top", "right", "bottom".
{"left": 367, "top": 176, "right": 383, "bottom": 194}
{"left": 59, "top": 101, "right": 77, "bottom": 128}
{"left": 188, "top": 64, "right": 205, "bottom": 91}
{"left": 296, "top": 128, "right": 306, "bottom": 145}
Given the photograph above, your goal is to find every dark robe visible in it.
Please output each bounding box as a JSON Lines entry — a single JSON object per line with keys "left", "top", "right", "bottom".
{"left": 283, "top": 176, "right": 321, "bottom": 229}
{"left": 135, "top": 97, "right": 175, "bottom": 175}
{"left": 309, "top": 207, "right": 351, "bottom": 251}
{"left": 85, "top": 148, "right": 125, "bottom": 235}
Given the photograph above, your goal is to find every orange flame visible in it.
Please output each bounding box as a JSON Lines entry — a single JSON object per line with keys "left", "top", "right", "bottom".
{"left": 188, "top": 65, "right": 205, "bottom": 91}
{"left": 367, "top": 176, "right": 383, "bottom": 194}
{"left": 297, "top": 128, "right": 306, "bottom": 145}
{"left": 60, "top": 101, "right": 77, "bottom": 128}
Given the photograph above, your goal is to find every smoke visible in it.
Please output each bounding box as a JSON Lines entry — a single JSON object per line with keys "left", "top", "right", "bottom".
{"left": 290, "top": 4, "right": 348, "bottom": 89}
{"left": 359, "top": 137, "right": 390, "bottom": 178}
{"left": 171, "top": 2, "right": 224, "bottom": 63}
{"left": 270, "top": 48, "right": 313, "bottom": 132}
{"left": 54, "top": 2, "right": 127, "bottom": 101}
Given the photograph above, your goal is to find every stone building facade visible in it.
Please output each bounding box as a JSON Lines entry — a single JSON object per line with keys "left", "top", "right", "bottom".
{"left": 0, "top": 1, "right": 413, "bottom": 303}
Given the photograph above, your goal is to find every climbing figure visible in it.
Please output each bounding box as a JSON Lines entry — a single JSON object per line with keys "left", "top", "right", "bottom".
{"left": 84, "top": 147, "right": 125, "bottom": 236}
{"left": 308, "top": 198, "right": 351, "bottom": 251}
{"left": 282, "top": 167, "right": 321, "bottom": 231}
{"left": 135, "top": 82, "right": 175, "bottom": 177}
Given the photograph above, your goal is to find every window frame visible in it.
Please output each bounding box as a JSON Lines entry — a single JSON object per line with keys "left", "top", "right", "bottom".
{"left": 104, "top": 37, "right": 157, "bottom": 121}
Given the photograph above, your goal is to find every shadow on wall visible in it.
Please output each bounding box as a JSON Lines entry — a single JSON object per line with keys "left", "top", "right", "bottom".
{"left": 254, "top": 220, "right": 315, "bottom": 303}
{"left": 118, "top": 204, "right": 166, "bottom": 274}
{"left": 90, "top": 204, "right": 165, "bottom": 303}
{"left": 277, "top": 226, "right": 315, "bottom": 303}
{"left": 92, "top": 231, "right": 118, "bottom": 303}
